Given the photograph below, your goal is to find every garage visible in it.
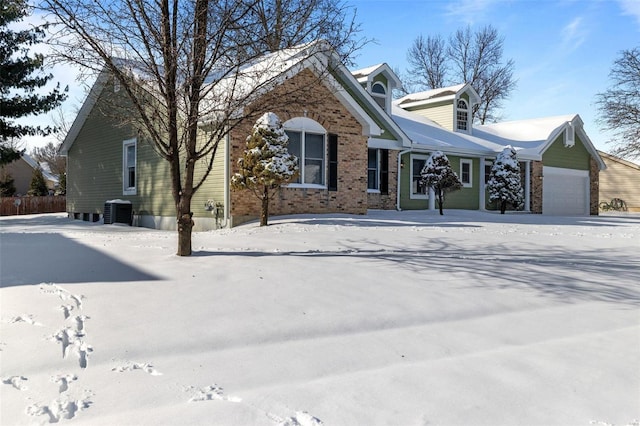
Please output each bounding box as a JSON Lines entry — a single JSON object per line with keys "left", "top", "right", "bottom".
{"left": 542, "top": 166, "right": 590, "bottom": 215}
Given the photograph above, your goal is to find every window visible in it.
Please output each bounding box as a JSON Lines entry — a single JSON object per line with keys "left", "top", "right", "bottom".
{"left": 410, "top": 154, "right": 429, "bottom": 199}
{"left": 284, "top": 117, "right": 327, "bottom": 187}
{"left": 123, "top": 138, "right": 136, "bottom": 195}
{"left": 484, "top": 161, "right": 493, "bottom": 184}
{"left": 456, "top": 99, "right": 468, "bottom": 131}
{"left": 460, "top": 159, "right": 472, "bottom": 187}
{"left": 371, "top": 82, "right": 387, "bottom": 111}
{"left": 368, "top": 149, "right": 379, "bottom": 191}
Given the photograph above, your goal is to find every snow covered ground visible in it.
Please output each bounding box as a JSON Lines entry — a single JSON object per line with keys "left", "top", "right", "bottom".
{"left": 1, "top": 210, "right": 639, "bottom": 426}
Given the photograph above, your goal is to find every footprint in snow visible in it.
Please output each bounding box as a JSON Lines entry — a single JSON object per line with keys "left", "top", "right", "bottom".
{"left": 112, "top": 362, "right": 163, "bottom": 376}
{"left": 27, "top": 394, "right": 92, "bottom": 423}
{"left": 52, "top": 374, "right": 78, "bottom": 393}
{"left": 2, "top": 375, "right": 28, "bottom": 390}
{"left": 188, "top": 385, "right": 241, "bottom": 403}
{"left": 40, "top": 283, "right": 84, "bottom": 310}
{"left": 275, "top": 411, "right": 323, "bottom": 426}
{"left": 8, "top": 314, "right": 42, "bottom": 326}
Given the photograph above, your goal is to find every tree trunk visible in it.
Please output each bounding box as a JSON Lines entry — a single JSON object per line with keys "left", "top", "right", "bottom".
{"left": 177, "top": 210, "right": 194, "bottom": 256}
{"left": 500, "top": 200, "right": 507, "bottom": 214}
{"left": 260, "top": 186, "right": 269, "bottom": 226}
{"left": 438, "top": 189, "right": 444, "bottom": 215}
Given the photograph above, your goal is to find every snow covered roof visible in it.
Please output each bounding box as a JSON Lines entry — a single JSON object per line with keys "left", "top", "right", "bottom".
{"left": 350, "top": 63, "right": 402, "bottom": 89}
{"left": 21, "top": 153, "right": 59, "bottom": 183}
{"left": 394, "top": 83, "right": 481, "bottom": 109}
{"left": 391, "top": 105, "right": 530, "bottom": 158}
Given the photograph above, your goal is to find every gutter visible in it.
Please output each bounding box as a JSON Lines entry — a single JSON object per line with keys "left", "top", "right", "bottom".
{"left": 396, "top": 148, "right": 412, "bottom": 211}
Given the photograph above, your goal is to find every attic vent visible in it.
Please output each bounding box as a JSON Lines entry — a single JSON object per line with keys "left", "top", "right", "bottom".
{"left": 564, "top": 123, "right": 575, "bottom": 148}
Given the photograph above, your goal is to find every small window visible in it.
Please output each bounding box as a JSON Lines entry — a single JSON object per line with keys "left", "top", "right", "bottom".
{"left": 484, "top": 161, "right": 493, "bottom": 184}
{"left": 123, "top": 138, "right": 136, "bottom": 195}
{"left": 371, "top": 82, "right": 387, "bottom": 111}
{"left": 460, "top": 159, "right": 472, "bottom": 187}
{"left": 410, "top": 155, "right": 429, "bottom": 199}
{"left": 456, "top": 99, "right": 468, "bottom": 131}
{"left": 368, "top": 149, "right": 379, "bottom": 191}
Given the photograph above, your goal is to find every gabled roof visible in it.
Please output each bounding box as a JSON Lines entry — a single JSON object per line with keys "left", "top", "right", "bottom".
{"left": 392, "top": 107, "right": 605, "bottom": 167}
{"left": 61, "top": 42, "right": 415, "bottom": 154}
{"left": 394, "top": 83, "right": 480, "bottom": 109}
{"left": 475, "top": 114, "right": 606, "bottom": 169}
{"left": 21, "top": 153, "right": 59, "bottom": 183}
{"left": 351, "top": 63, "right": 403, "bottom": 89}
{"left": 598, "top": 151, "right": 640, "bottom": 170}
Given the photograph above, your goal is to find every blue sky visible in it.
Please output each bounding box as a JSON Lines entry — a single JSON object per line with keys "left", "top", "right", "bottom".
{"left": 349, "top": 0, "right": 640, "bottom": 153}
{"left": 18, "top": 0, "right": 640, "bottom": 156}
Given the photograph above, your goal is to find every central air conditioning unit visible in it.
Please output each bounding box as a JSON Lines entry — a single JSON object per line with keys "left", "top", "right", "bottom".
{"left": 104, "top": 200, "right": 133, "bottom": 225}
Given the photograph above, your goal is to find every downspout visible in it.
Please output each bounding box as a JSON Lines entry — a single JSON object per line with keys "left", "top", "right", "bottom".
{"left": 524, "top": 160, "right": 531, "bottom": 212}
{"left": 396, "top": 148, "right": 412, "bottom": 211}
{"left": 223, "top": 131, "right": 230, "bottom": 228}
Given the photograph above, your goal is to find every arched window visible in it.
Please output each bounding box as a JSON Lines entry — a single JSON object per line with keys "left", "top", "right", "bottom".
{"left": 371, "top": 82, "right": 387, "bottom": 111}
{"left": 284, "top": 117, "right": 326, "bottom": 186}
{"left": 456, "top": 99, "right": 468, "bottom": 131}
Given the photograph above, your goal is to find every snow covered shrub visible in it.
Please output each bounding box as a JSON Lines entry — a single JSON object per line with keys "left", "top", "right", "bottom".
{"left": 231, "top": 112, "right": 298, "bottom": 226}
{"left": 420, "top": 151, "right": 463, "bottom": 215}
{"left": 487, "top": 146, "right": 524, "bottom": 214}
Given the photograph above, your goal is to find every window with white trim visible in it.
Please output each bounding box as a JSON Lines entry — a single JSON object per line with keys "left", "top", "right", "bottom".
{"left": 371, "top": 81, "right": 387, "bottom": 111}
{"left": 456, "top": 99, "right": 468, "bottom": 131}
{"left": 123, "top": 138, "right": 137, "bottom": 195}
{"left": 460, "top": 159, "right": 472, "bottom": 187}
{"left": 410, "top": 154, "right": 429, "bottom": 199}
{"left": 284, "top": 117, "right": 326, "bottom": 187}
{"left": 484, "top": 161, "right": 493, "bottom": 184}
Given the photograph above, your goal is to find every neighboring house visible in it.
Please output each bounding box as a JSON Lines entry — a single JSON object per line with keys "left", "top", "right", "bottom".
{"left": 0, "top": 153, "right": 58, "bottom": 196}
{"left": 61, "top": 44, "right": 605, "bottom": 230}
{"left": 598, "top": 151, "right": 640, "bottom": 212}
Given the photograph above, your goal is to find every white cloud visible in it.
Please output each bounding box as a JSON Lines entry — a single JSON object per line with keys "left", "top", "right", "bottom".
{"left": 561, "top": 16, "right": 588, "bottom": 52}
{"left": 444, "top": 0, "right": 504, "bottom": 24}
{"left": 618, "top": 0, "right": 640, "bottom": 29}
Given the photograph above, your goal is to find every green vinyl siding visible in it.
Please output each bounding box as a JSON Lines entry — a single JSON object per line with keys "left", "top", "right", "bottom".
{"left": 399, "top": 152, "right": 480, "bottom": 210}
{"left": 190, "top": 132, "right": 227, "bottom": 219}
{"left": 542, "top": 133, "right": 591, "bottom": 170}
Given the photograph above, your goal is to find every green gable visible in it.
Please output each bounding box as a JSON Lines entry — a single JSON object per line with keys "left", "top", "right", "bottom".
{"left": 542, "top": 132, "right": 591, "bottom": 170}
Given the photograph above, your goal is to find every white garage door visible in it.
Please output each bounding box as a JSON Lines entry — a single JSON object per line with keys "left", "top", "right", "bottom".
{"left": 543, "top": 166, "right": 589, "bottom": 215}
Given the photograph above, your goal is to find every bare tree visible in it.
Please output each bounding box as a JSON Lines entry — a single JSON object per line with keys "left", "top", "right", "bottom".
{"left": 238, "top": 0, "right": 365, "bottom": 64}
{"left": 406, "top": 24, "right": 516, "bottom": 124}
{"left": 595, "top": 47, "right": 640, "bottom": 160}
{"left": 406, "top": 34, "right": 447, "bottom": 90}
{"left": 41, "top": 0, "right": 362, "bottom": 256}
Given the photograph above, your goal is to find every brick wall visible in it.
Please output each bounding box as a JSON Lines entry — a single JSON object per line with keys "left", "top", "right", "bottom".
{"left": 589, "top": 157, "right": 599, "bottom": 215}
{"left": 530, "top": 161, "right": 543, "bottom": 214}
{"left": 229, "top": 69, "right": 369, "bottom": 225}
{"left": 367, "top": 150, "right": 399, "bottom": 210}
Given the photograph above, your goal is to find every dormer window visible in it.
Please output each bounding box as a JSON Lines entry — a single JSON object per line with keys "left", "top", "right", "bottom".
{"left": 371, "top": 82, "right": 387, "bottom": 111}
{"left": 456, "top": 99, "right": 468, "bottom": 131}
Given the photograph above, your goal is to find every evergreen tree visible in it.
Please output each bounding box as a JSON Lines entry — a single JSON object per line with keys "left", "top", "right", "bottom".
{"left": 487, "top": 146, "right": 524, "bottom": 214}
{"left": 0, "top": 0, "right": 67, "bottom": 144}
{"left": 0, "top": 171, "right": 16, "bottom": 196}
{"left": 28, "top": 167, "right": 48, "bottom": 196}
{"left": 231, "top": 112, "right": 298, "bottom": 226}
{"left": 420, "top": 151, "right": 462, "bottom": 215}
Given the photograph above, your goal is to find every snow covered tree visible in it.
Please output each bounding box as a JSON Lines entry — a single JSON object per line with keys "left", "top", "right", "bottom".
{"left": 420, "top": 151, "right": 462, "bottom": 215}
{"left": 231, "top": 112, "right": 298, "bottom": 226}
{"left": 487, "top": 146, "right": 524, "bottom": 214}
{"left": 28, "top": 167, "right": 48, "bottom": 196}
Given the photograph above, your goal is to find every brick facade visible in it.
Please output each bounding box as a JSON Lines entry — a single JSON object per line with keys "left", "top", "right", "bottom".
{"left": 229, "top": 69, "right": 369, "bottom": 226}
{"left": 530, "top": 160, "right": 543, "bottom": 214}
{"left": 367, "top": 150, "right": 399, "bottom": 210}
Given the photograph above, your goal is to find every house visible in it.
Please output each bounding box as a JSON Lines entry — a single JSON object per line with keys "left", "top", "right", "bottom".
{"left": 61, "top": 43, "right": 605, "bottom": 230}
{"left": 598, "top": 151, "right": 640, "bottom": 212}
{"left": 0, "top": 153, "right": 58, "bottom": 196}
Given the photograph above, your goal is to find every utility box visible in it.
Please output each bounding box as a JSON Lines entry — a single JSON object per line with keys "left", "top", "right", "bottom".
{"left": 104, "top": 200, "right": 133, "bottom": 225}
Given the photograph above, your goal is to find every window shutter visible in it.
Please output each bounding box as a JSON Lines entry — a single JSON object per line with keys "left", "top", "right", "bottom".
{"left": 328, "top": 134, "right": 338, "bottom": 191}
{"left": 380, "top": 149, "right": 389, "bottom": 194}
